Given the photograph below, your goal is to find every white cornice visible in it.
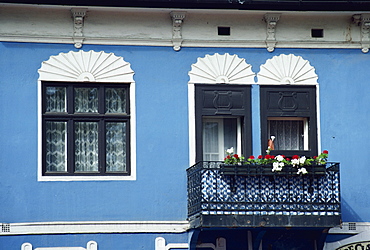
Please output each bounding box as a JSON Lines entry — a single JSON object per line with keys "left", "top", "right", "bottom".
{"left": 1, "top": 3, "right": 370, "bottom": 15}
{"left": 1, "top": 3, "right": 370, "bottom": 51}
{"left": 0, "top": 221, "right": 190, "bottom": 235}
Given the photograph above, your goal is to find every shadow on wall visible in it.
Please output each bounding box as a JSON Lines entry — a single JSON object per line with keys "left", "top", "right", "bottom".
{"left": 341, "top": 198, "right": 363, "bottom": 222}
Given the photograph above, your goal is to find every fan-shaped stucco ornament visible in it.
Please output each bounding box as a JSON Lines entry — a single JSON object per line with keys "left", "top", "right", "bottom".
{"left": 257, "top": 54, "right": 318, "bottom": 85}
{"left": 188, "top": 53, "right": 255, "bottom": 84}
{"left": 38, "top": 50, "right": 134, "bottom": 82}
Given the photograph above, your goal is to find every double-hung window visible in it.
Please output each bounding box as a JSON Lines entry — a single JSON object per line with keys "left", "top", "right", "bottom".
{"left": 260, "top": 85, "right": 318, "bottom": 157}
{"left": 42, "top": 82, "right": 130, "bottom": 176}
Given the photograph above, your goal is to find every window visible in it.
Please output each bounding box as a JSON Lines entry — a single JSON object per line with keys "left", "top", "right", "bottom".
{"left": 42, "top": 82, "right": 130, "bottom": 176}
{"left": 260, "top": 86, "right": 318, "bottom": 157}
{"left": 195, "top": 84, "right": 252, "bottom": 162}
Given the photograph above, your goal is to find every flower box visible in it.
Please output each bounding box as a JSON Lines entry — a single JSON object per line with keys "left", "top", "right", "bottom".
{"left": 220, "top": 164, "right": 327, "bottom": 176}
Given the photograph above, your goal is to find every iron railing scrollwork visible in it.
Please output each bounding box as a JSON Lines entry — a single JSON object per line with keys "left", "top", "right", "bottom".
{"left": 187, "top": 161, "right": 340, "bottom": 222}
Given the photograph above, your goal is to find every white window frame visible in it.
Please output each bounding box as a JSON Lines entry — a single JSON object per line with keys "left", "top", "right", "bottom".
{"left": 37, "top": 50, "right": 136, "bottom": 181}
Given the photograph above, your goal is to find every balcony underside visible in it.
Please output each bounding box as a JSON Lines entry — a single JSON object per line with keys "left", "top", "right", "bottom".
{"left": 189, "top": 213, "right": 340, "bottom": 228}
{"left": 187, "top": 162, "right": 341, "bottom": 229}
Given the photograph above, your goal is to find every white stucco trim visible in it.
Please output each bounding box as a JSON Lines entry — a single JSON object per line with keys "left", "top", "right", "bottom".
{"left": 257, "top": 54, "right": 318, "bottom": 85}
{"left": 0, "top": 221, "right": 189, "bottom": 236}
{"left": 2, "top": 3, "right": 369, "bottom": 52}
{"left": 37, "top": 50, "right": 136, "bottom": 181}
{"left": 188, "top": 53, "right": 255, "bottom": 85}
{"left": 188, "top": 83, "right": 196, "bottom": 166}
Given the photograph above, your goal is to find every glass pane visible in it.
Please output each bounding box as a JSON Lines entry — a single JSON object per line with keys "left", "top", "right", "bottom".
{"left": 106, "top": 88, "right": 127, "bottom": 113}
{"left": 268, "top": 120, "right": 304, "bottom": 150}
{"left": 106, "top": 122, "right": 127, "bottom": 172}
{"left": 45, "top": 121, "right": 67, "bottom": 172}
{"left": 223, "top": 118, "right": 237, "bottom": 154}
{"left": 202, "top": 121, "right": 220, "bottom": 161}
{"left": 75, "top": 88, "right": 98, "bottom": 113}
{"left": 75, "top": 122, "right": 99, "bottom": 172}
{"left": 45, "top": 87, "right": 66, "bottom": 112}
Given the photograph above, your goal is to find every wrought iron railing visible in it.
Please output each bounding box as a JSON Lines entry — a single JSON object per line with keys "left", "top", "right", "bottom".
{"left": 187, "top": 161, "right": 341, "bottom": 228}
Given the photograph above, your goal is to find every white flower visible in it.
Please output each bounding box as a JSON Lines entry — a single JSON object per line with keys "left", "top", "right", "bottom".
{"left": 291, "top": 159, "right": 299, "bottom": 166}
{"left": 297, "top": 167, "right": 308, "bottom": 175}
{"left": 279, "top": 162, "right": 284, "bottom": 167}
{"left": 272, "top": 162, "right": 283, "bottom": 172}
{"left": 275, "top": 155, "right": 284, "bottom": 162}
{"left": 299, "top": 156, "right": 306, "bottom": 164}
{"left": 226, "top": 147, "right": 234, "bottom": 154}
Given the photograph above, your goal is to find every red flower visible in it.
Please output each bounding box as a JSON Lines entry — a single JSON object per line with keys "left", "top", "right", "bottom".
{"left": 249, "top": 155, "right": 255, "bottom": 159}
{"left": 234, "top": 154, "right": 239, "bottom": 159}
{"left": 323, "top": 150, "right": 329, "bottom": 154}
{"left": 226, "top": 155, "right": 231, "bottom": 159}
{"left": 286, "top": 158, "right": 290, "bottom": 161}
{"left": 258, "top": 155, "right": 263, "bottom": 159}
{"left": 292, "top": 155, "right": 299, "bottom": 159}
{"left": 264, "top": 155, "right": 270, "bottom": 159}
{"left": 313, "top": 156, "right": 317, "bottom": 159}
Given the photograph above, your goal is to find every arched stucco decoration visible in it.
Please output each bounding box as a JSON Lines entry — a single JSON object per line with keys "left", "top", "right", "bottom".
{"left": 188, "top": 53, "right": 255, "bottom": 84}
{"left": 38, "top": 50, "right": 134, "bottom": 82}
{"left": 257, "top": 54, "right": 318, "bottom": 85}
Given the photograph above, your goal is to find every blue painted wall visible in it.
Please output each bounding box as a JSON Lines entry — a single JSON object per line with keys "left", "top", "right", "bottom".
{"left": 1, "top": 42, "right": 369, "bottom": 225}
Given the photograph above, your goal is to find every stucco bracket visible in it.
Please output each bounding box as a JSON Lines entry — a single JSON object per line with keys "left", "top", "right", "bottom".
{"left": 360, "top": 14, "right": 370, "bottom": 53}
{"left": 170, "top": 11, "right": 186, "bottom": 51}
{"left": 71, "top": 8, "right": 87, "bottom": 49}
{"left": 264, "top": 13, "right": 281, "bottom": 52}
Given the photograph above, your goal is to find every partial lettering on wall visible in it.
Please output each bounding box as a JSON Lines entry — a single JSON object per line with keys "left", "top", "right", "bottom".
{"left": 336, "top": 241, "right": 370, "bottom": 250}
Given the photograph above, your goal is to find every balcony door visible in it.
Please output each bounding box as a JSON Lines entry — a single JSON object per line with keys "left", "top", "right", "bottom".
{"left": 195, "top": 84, "right": 251, "bottom": 162}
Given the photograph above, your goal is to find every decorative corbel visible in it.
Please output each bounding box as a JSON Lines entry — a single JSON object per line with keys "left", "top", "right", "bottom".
{"left": 71, "top": 8, "right": 87, "bottom": 49}
{"left": 170, "top": 11, "right": 186, "bottom": 51}
{"left": 264, "top": 14, "right": 281, "bottom": 52}
{"left": 359, "top": 14, "right": 370, "bottom": 53}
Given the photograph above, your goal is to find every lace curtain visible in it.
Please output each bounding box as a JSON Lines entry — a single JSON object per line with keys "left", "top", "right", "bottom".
{"left": 268, "top": 120, "right": 304, "bottom": 150}
{"left": 46, "top": 121, "right": 67, "bottom": 172}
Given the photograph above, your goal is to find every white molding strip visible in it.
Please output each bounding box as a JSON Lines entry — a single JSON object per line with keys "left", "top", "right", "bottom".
{"left": 0, "top": 35, "right": 365, "bottom": 50}
{"left": 2, "top": 220, "right": 369, "bottom": 236}
{"left": 0, "top": 221, "right": 189, "bottom": 236}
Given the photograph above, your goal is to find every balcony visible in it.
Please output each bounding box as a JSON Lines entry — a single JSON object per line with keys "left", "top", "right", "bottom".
{"left": 187, "top": 161, "right": 341, "bottom": 229}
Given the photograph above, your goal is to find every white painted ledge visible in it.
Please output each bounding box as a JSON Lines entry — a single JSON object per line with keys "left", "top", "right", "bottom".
{"left": 1, "top": 221, "right": 189, "bottom": 236}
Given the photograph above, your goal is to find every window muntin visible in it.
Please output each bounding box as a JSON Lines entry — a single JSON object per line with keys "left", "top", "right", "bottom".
{"left": 42, "top": 83, "right": 130, "bottom": 176}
